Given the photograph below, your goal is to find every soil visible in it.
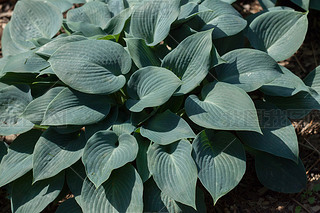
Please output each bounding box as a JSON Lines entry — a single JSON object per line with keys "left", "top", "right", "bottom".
{"left": 0, "top": 0, "right": 319, "bottom": 212}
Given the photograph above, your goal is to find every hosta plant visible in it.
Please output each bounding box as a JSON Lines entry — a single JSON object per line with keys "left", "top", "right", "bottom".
{"left": 0, "top": 0, "right": 318, "bottom": 212}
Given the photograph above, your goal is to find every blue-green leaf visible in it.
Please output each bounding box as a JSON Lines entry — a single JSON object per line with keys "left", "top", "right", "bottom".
{"left": 0, "top": 142, "right": 7, "bottom": 163}
{"left": 125, "top": 38, "right": 161, "bottom": 68}
{"left": 247, "top": 10, "right": 308, "bottom": 61}
{"left": 82, "top": 130, "right": 138, "bottom": 188}
{"left": 9, "top": 0, "right": 63, "bottom": 49}
{"left": 238, "top": 101, "right": 299, "bottom": 163}
{"left": 162, "top": 30, "right": 218, "bottom": 95}
{"left": 22, "top": 87, "right": 65, "bottom": 125}
{"left": 2, "top": 50, "right": 49, "bottom": 75}
{"left": 66, "top": 1, "right": 112, "bottom": 36}
{"left": 135, "top": 133, "right": 151, "bottom": 183}
{"left": 33, "top": 128, "right": 86, "bottom": 182}
{"left": 66, "top": 161, "right": 86, "bottom": 207}
{"left": 147, "top": 139, "right": 198, "bottom": 209}
{"left": 140, "top": 110, "right": 195, "bottom": 145}
{"left": 187, "top": 0, "right": 247, "bottom": 39}
{"left": 126, "top": 66, "right": 181, "bottom": 112}
{"left": 49, "top": 40, "right": 132, "bottom": 94}
{"left": 215, "top": 48, "right": 282, "bottom": 92}
{"left": 290, "top": 0, "right": 309, "bottom": 10}
{"left": 143, "top": 178, "right": 206, "bottom": 213}
{"left": 258, "top": 0, "right": 276, "bottom": 9}
{"left": 0, "top": 130, "right": 42, "bottom": 187}
{"left": 185, "top": 82, "right": 261, "bottom": 133}
{"left": 85, "top": 107, "right": 118, "bottom": 139}
{"left": 192, "top": 130, "right": 246, "bottom": 204}
{"left": 260, "top": 65, "right": 309, "bottom": 97}
{"left": 11, "top": 171, "right": 64, "bottom": 213}
{"left": 1, "top": 22, "right": 28, "bottom": 57}
{"left": 0, "top": 85, "right": 34, "bottom": 136}
{"left": 130, "top": 0, "right": 180, "bottom": 46}
{"left": 81, "top": 164, "right": 143, "bottom": 213}
{"left": 266, "top": 89, "right": 320, "bottom": 119}
{"left": 304, "top": 65, "right": 320, "bottom": 93}
{"left": 36, "top": 35, "right": 87, "bottom": 58}
{"left": 41, "top": 88, "right": 111, "bottom": 126}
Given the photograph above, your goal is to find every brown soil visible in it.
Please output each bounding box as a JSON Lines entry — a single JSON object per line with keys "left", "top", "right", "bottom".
{"left": 0, "top": 0, "right": 319, "bottom": 212}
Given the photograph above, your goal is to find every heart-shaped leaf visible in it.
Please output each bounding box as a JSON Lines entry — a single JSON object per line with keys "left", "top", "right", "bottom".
{"left": 33, "top": 128, "right": 86, "bottom": 182}
{"left": 82, "top": 130, "right": 138, "bottom": 188}
{"left": 41, "top": 87, "right": 112, "bottom": 126}
{"left": 260, "top": 65, "right": 309, "bottom": 97}
{"left": 0, "top": 85, "right": 34, "bottom": 136}
{"left": 104, "top": 8, "right": 132, "bottom": 35}
{"left": 49, "top": 40, "right": 132, "bottom": 94}
{"left": 9, "top": 0, "right": 63, "bottom": 49}
{"left": 255, "top": 151, "right": 307, "bottom": 193}
{"left": 192, "top": 130, "right": 246, "bottom": 204}
{"left": 185, "top": 82, "right": 261, "bottom": 133}
{"left": 11, "top": 171, "right": 64, "bottom": 213}
{"left": 140, "top": 110, "right": 195, "bottom": 145}
{"left": 147, "top": 139, "right": 198, "bottom": 209}
{"left": 247, "top": 10, "right": 308, "bottom": 61}
{"left": 162, "top": 30, "right": 220, "bottom": 95}
{"left": 81, "top": 164, "right": 143, "bottom": 213}
{"left": 237, "top": 101, "right": 299, "bottom": 163}
{"left": 22, "top": 87, "right": 65, "bottom": 125}
{"left": 0, "top": 130, "right": 42, "bottom": 187}
{"left": 126, "top": 66, "right": 181, "bottom": 112}
{"left": 130, "top": 0, "right": 180, "bottom": 46}
{"left": 215, "top": 48, "right": 282, "bottom": 92}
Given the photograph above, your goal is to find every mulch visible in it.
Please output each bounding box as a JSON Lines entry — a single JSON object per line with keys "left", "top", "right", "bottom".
{"left": 0, "top": 0, "right": 319, "bottom": 212}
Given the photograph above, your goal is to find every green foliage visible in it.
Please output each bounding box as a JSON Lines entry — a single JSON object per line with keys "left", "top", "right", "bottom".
{"left": 0, "top": 0, "right": 315, "bottom": 212}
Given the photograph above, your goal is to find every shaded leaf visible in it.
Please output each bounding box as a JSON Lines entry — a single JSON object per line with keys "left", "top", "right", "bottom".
{"left": 255, "top": 151, "right": 307, "bottom": 193}
{"left": 11, "top": 171, "right": 64, "bottom": 213}
{"left": 237, "top": 101, "right": 299, "bottom": 163}
{"left": 135, "top": 133, "right": 151, "bottom": 183}
{"left": 0, "top": 130, "right": 42, "bottom": 187}
{"left": 56, "top": 198, "right": 82, "bottom": 213}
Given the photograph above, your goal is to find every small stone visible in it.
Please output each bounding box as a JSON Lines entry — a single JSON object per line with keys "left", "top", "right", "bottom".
{"left": 311, "top": 206, "right": 320, "bottom": 212}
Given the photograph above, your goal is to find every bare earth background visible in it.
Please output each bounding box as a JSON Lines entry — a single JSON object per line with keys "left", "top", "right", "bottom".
{"left": 0, "top": 0, "right": 319, "bottom": 212}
